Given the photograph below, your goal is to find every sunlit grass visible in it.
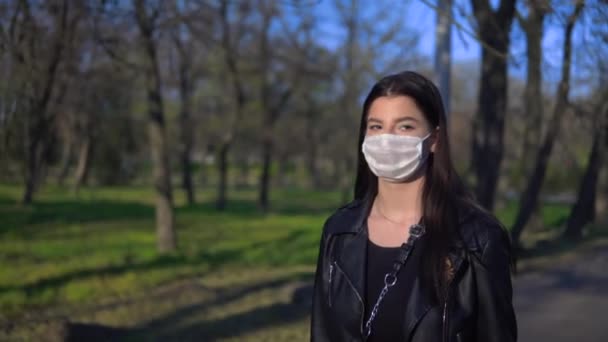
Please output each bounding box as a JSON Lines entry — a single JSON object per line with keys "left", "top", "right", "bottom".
{"left": 0, "top": 183, "right": 574, "bottom": 320}
{"left": 0, "top": 184, "right": 336, "bottom": 319}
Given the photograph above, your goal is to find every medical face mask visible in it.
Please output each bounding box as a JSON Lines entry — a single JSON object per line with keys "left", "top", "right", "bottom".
{"left": 361, "top": 133, "right": 432, "bottom": 182}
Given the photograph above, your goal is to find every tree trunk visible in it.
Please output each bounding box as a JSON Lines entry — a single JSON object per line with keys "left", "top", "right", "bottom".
{"left": 20, "top": 0, "right": 70, "bottom": 204}
{"left": 214, "top": 0, "right": 248, "bottom": 210}
{"left": 178, "top": 58, "right": 195, "bottom": 205}
{"left": 510, "top": 3, "right": 584, "bottom": 247}
{"left": 279, "top": 153, "right": 290, "bottom": 187}
{"left": 306, "top": 119, "right": 321, "bottom": 189}
{"left": 73, "top": 137, "right": 92, "bottom": 192}
{"left": 434, "top": 0, "right": 452, "bottom": 118}
{"left": 341, "top": 158, "right": 354, "bottom": 204}
{"left": 307, "top": 151, "right": 321, "bottom": 189}
{"left": 257, "top": 7, "right": 275, "bottom": 213}
{"left": 563, "top": 130, "right": 604, "bottom": 240}
{"left": 258, "top": 134, "right": 273, "bottom": 212}
{"left": 57, "top": 137, "right": 73, "bottom": 186}
{"left": 237, "top": 157, "right": 251, "bottom": 188}
{"left": 518, "top": 5, "right": 546, "bottom": 177}
{"left": 22, "top": 135, "right": 43, "bottom": 204}
{"left": 135, "top": 0, "right": 176, "bottom": 253}
{"left": 470, "top": 0, "right": 516, "bottom": 210}
{"left": 216, "top": 140, "right": 230, "bottom": 211}
{"left": 563, "top": 103, "right": 608, "bottom": 240}
{"left": 200, "top": 151, "right": 208, "bottom": 187}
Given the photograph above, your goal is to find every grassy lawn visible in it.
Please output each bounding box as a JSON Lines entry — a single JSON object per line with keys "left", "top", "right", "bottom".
{"left": 0, "top": 183, "right": 580, "bottom": 340}
{"left": 0, "top": 185, "right": 342, "bottom": 317}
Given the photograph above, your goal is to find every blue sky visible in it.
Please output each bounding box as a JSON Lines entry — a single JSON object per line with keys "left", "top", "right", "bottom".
{"left": 407, "top": 0, "right": 480, "bottom": 61}
{"left": 298, "top": 0, "right": 589, "bottom": 88}
{"left": 307, "top": 0, "right": 480, "bottom": 61}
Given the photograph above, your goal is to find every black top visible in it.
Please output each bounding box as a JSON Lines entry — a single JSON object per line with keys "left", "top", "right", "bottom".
{"left": 365, "top": 227, "right": 420, "bottom": 341}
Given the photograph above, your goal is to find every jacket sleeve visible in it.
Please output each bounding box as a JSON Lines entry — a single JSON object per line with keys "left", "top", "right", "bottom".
{"left": 310, "top": 220, "right": 331, "bottom": 342}
{"left": 474, "top": 223, "right": 518, "bottom": 342}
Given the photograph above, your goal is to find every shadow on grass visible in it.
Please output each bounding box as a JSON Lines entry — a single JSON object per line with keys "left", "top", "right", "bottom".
{"left": 515, "top": 223, "right": 608, "bottom": 273}
{"left": 1, "top": 195, "right": 338, "bottom": 236}
{"left": 63, "top": 322, "right": 130, "bottom": 342}
{"left": 56, "top": 272, "right": 314, "bottom": 342}
{"left": 176, "top": 198, "right": 338, "bottom": 217}
{"left": 516, "top": 238, "right": 580, "bottom": 261}
{"left": 131, "top": 272, "right": 313, "bottom": 341}
{"left": 142, "top": 301, "right": 309, "bottom": 341}
{"left": 0, "top": 228, "right": 316, "bottom": 302}
{"left": 0, "top": 199, "right": 154, "bottom": 235}
{"left": 65, "top": 312, "right": 305, "bottom": 342}
{"left": 0, "top": 248, "right": 244, "bottom": 298}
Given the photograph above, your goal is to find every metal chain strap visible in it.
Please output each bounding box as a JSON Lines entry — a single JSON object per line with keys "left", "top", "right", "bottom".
{"left": 363, "top": 223, "right": 426, "bottom": 340}
{"left": 364, "top": 272, "right": 397, "bottom": 338}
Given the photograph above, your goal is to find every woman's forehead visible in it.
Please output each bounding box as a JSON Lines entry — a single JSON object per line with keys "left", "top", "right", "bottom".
{"left": 367, "top": 96, "right": 425, "bottom": 121}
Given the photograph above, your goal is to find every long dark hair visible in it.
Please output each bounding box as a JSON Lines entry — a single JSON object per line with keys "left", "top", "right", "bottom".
{"left": 354, "top": 70, "right": 474, "bottom": 303}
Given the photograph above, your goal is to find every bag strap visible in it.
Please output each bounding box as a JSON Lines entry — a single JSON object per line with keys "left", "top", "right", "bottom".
{"left": 363, "top": 223, "right": 426, "bottom": 339}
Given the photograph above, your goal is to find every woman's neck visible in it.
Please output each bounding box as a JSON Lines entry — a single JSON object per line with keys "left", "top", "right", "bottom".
{"left": 375, "top": 176, "right": 425, "bottom": 224}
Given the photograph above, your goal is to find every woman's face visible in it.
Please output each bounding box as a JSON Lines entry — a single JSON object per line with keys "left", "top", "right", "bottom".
{"left": 365, "top": 95, "right": 437, "bottom": 151}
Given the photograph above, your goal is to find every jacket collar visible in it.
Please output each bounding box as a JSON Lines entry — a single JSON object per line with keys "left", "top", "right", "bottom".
{"left": 328, "top": 196, "right": 477, "bottom": 235}
{"left": 328, "top": 195, "right": 471, "bottom": 339}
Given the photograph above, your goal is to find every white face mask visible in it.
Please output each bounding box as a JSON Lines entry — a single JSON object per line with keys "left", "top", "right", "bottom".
{"left": 361, "top": 133, "right": 432, "bottom": 182}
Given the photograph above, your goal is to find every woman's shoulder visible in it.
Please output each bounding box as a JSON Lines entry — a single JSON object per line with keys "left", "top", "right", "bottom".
{"left": 320, "top": 198, "right": 367, "bottom": 236}
{"left": 456, "top": 201, "right": 512, "bottom": 257}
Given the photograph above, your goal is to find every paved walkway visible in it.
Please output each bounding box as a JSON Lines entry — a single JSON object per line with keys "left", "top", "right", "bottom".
{"left": 514, "top": 243, "right": 608, "bottom": 342}
{"left": 4, "top": 244, "right": 608, "bottom": 341}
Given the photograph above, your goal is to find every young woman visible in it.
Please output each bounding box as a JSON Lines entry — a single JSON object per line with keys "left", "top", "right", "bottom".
{"left": 310, "top": 71, "right": 517, "bottom": 341}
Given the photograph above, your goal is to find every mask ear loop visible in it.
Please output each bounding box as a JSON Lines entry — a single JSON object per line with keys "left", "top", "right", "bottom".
{"left": 418, "top": 130, "right": 435, "bottom": 160}
{"left": 417, "top": 125, "right": 440, "bottom": 154}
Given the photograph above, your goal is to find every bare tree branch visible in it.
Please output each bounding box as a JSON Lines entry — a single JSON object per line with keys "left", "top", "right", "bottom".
{"left": 421, "top": 0, "right": 511, "bottom": 60}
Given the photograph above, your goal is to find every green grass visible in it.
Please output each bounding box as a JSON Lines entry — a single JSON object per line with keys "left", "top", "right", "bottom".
{"left": 0, "top": 184, "right": 343, "bottom": 320}
{"left": 496, "top": 200, "right": 571, "bottom": 230}
{"left": 0, "top": 183, "right": 576, "bottom": 328}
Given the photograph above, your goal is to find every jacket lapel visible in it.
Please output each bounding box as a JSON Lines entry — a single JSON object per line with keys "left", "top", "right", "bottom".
{"left": 326, "top": 196, "right": 471, "bottom": 340}
{"left": 403, "top": 234, "right": 433, "bottom": 340}
{"left": 335, "top": 226, "right": 368, "bottom": 306}
{"left": 327, "top": 198, "right": 371, "bottom": 336}
{"left": 330, "top": 198, "right": 437, "bottom": 340}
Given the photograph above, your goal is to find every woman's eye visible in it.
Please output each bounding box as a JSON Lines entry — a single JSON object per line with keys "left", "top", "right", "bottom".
{"left": 368, "top": 125, "right": 382, "bottom": 130}
{"left": 399, "top": 125, "right": 415, "bottom": 131}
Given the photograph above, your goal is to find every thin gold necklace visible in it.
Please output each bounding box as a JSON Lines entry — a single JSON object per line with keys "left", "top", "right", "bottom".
{"left": 375, "top": 201, "right": 410, "bottom": 226}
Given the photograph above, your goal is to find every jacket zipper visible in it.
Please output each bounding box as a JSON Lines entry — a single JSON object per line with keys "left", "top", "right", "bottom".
{"left": 328, "top": 260, "right": 335, "bottom": 307}
{"left": 332, "top": 260, "right": 365, "bottom": 336}
{"left": 442, "top": 287, "right": 450, "bottom": 342}
{"left": 442, "top": 258, "right": 459, "bottom": 342}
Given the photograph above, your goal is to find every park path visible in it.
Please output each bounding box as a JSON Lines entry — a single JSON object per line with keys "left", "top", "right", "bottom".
{"left": 4, "top": 243, "right": 608, "bottom": 341}
{"left": 513, "top": 242, "right": 608, "bottom": 342}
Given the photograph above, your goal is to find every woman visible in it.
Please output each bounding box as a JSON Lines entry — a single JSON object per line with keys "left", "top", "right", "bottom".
{"left": 310, "top": 71, "right": 517, "bottom": 342}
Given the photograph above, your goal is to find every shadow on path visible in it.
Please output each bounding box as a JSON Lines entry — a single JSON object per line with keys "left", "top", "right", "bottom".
{"left": 46, "top": 272, "right": 314, "bottom": 342}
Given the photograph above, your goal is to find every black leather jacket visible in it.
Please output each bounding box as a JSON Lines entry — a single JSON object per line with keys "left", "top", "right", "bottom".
{"left": 310, "top": 198, "right": 517, "bottom": 342}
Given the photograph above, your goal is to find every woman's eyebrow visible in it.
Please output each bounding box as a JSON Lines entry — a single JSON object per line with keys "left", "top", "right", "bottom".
{"left": 394, "top": 116, "right": 419, "bottom": 123}
{"left": 367, "top": 116, "right": 420, "bottom": 123}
